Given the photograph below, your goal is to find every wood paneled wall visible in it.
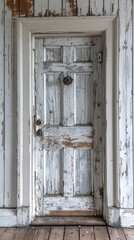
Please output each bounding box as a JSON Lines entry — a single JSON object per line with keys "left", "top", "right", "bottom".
{"left": 0, "top": 0, "right": 133, "bottom": 211}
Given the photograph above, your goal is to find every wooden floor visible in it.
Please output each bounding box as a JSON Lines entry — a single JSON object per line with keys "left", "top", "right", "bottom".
{"left": 0, "top": 226, "right": 134, "bottom": 240}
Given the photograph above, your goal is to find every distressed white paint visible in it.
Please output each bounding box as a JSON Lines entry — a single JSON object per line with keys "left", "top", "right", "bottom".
{"left": 16, "top": 17, "right": 116, "bottom": 225}
{"left": 0, "top": 0, "right": 133, "bottom": 228}
{"left": 77, "top": 0, "right": 89, "bottom": 16}
{"left": 35, "top": 36, "right": 102, "bottom": 214}
{"left": 0, "top": 0, "right": 4, "bottom": 207}
{"left": 118, "top": 0, "right": 133, "bottom": 208}
{"left": 5, "top": 6, "right": 17, "bottom": 207}
{"left": 90, "top": 0, "right": 104, "bottom": 16}
{"left": 34, "top": 0, "right": 48, "bottom": 17}
{"left": 104, "top": 0, "right": 118, "bottom": 16}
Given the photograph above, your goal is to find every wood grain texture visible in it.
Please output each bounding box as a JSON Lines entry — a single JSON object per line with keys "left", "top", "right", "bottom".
{"left": 32, "top": 216, "right": 106, "bottom": 225}
{"left": 118, "top": 0, "right": 133, "bottom": 208}
{"left": 108, "top": 227, "right": 126, "bottom": 240}
{"left": 123, "top": 228, "right": 134, "bottom": 240}
{"left": 90, "top": 0, "right": 104, "bottom": 16}
{"left": 94, "top": 227, "right": 109, "bottom": 240}
{"left": 0, "top": 0, "right": 4, "bottom": 207}
{"left": 34, "top": 0, "right": 48, "bottom": 17}
{"left": 49, "top": 227, "right": 64, "bottom": 240}
{"left": 104, "top": 0, "right": 118, "bottom": 15}
{"left": 64, "top": 226, "right": 79, "bottom": 240}
{"left": 33, "top": 227, "right": 50, "bottom": 240}
{"left": 80, "top": 227, "right": 95, "bottom": 240}
{"left": 4, "top": 6, "right": 17, "bottom": 207}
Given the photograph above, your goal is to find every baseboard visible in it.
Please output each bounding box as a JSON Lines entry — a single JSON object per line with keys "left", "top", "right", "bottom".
{"left": 0, "top": 209, "right": 17, "bottom": 227}
{"left": 107, "top": 207, "right": 134, "bottom": 228}
{"left": 0, "top": 207, "right": 30, "bottom": 227}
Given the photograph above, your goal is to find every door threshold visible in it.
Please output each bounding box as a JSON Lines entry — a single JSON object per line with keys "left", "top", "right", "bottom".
{"left": 31, "top": 216, "right": 106, "bottom": 226}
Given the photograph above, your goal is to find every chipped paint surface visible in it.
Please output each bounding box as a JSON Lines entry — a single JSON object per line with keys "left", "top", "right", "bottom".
{"left": 0, "top": 0, "right": 134, "bottom": 228}
{"left": 6, "top": 0, "right": 33, "bottom": 16}
{"left": 34, "top": 36, "right": 103, "bottom": 215}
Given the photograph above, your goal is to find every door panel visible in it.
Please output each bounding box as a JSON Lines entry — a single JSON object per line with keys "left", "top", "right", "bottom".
{"left": 34, "top": 36, "right": 103, "bottom": 216}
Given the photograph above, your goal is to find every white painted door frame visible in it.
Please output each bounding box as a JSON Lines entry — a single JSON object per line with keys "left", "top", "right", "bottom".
{"left": 14, "top": 16, "right": 128, "bottom": 226}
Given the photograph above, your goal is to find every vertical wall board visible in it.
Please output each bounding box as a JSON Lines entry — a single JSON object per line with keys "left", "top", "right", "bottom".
{"left": 6, "top": 0, "right": 19, "bottom": 17}
{"left": 118, "top": 0, "right": 133, "bottom": 208}
{"left": 4, "top": 7, "right": 17, "bottom": 207}
{"left": 77, "top": 0, "right": 90, "bottom": 16}
{"left": 0, "top": 0, "right": 4, "bottom": 207}
{"left": 104, "top": 0, "right": 118, "bottom": 16}
{"left": 48, "top": 0, "right": 62, "bottom": 16}
{"left": 34, "top": 0, "right": 48, "bottom": 17}
{"left": 19, "top": 0, "right": 34, "bottom": 17}
{"left": 90, "top": 0, "right": 104, "bottom": 16}
{"left": 63, "top": 0, "right": 77, "bottom": 16}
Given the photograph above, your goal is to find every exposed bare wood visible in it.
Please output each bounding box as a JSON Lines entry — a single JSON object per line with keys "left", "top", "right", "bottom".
{"left": 32, "top": 227, "right": 50, "bottom": 240}
{"left": 32, "top": 217, "right": 106, "bottom": 225}
{"left": 80, "top": 227, "right": 95, "bottom": 240}
{"left": 108, "top": 227, "right": 126, "bottom": 240}
{"left": 6, "top": 0, "right": 34, "bottom": 17}
{"left": 94, "top": 227, "right": 109, "bottom": 240}
{"left": 49, "top": 227, "right": 64, "bottom": 240}
{"left": 63, "top": 0, "right": 77, "bottom": 16}
{"left": 64, "top": 226, "right": 79, "bottom": 240}
{"left": 123, "top": 228, "right": 134, "bottom": 240}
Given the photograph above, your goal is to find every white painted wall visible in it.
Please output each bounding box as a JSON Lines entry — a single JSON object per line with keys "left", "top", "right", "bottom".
{"left": 0, "top": 0, "right": 133, "bottom": 227}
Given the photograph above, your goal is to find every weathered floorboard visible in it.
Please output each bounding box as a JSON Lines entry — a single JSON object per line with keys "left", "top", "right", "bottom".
{"left": 80, "top": 227, "right": 95, "bottom": 240}
{"left": 64, "top": 226, "right": 79, "bottom": 240}
{"left": 49, "top": 227, "right": 64, "bottom": 240}
{"left": 94, "top": 227, "right": 109, "bottom": 240}
{"left": 123, "top": 228, "right": 134, "bottom": 240}
{"left": 108, "top": 227, "right": 126, "bottom": 240}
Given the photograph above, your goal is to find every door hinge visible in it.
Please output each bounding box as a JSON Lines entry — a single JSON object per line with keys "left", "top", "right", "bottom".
{"left": 97, "top": 52, "right": 103, "bottom": 63}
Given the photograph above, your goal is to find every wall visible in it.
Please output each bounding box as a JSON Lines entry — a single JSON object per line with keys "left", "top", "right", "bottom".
{"left": 0, "top": 0, "right": 133, "bottom": 217}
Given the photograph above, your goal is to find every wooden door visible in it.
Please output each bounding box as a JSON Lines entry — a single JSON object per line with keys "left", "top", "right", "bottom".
{"left": 34, "top": 36, "right": 103, "bottom": 216}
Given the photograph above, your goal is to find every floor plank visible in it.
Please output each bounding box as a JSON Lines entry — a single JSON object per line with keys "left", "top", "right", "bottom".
{"left": 21, "top": 227, "right": 36, "bottom": 240}
{"left": 32, "top": 216, "right": 106, "bottom": 226}
{"left": 0, "top": 228, "right": 17, "bottom": 240}
{"left": 32, "top": 227, "right": 50, "bottom": 240}
{"left": 10, "top": 228, "right": 27, "bottom": 240}
{"left": 80, "top": 226, "right": 95, "bottom": 240}
{"left": 123, "top": 228, "right": 134, "bottom": 240}
{"left": 94, "top": 227, "right": 109, "bottom": 240}
{"left": 64, "top": 226, "right": 79, "bottom": 240}
{"left": 108, "top": 227, "right": 126, "bottom": 240}
{"left": 49, "top": 227, "right": 64, "bottom": 240}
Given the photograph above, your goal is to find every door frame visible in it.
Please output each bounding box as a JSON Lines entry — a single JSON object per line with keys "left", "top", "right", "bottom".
{"left": 16, "top": 16, "right": 118, "bottom": 226}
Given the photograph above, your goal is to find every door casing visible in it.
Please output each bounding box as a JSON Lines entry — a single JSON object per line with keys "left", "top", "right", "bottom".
{"left": 17, "top": 16, "right": 118, "bottom": 225}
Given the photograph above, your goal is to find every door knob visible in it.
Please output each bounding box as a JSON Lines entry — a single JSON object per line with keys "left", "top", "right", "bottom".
{"left": 63, "top": 76, "right": 73, "bottom": 85}
{"left": 36, "top": 129, "right": 43, "bottom": 137}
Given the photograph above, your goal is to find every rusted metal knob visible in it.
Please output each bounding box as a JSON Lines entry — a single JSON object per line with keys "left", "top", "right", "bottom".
{"left": 63, "top": 76, "right": 73, "bottom": 85}
{"left": 36, "top": 119, "right": 42, "bottom": 126}
{"left": 36, "top": 129, "right": 43, "bottom": 137}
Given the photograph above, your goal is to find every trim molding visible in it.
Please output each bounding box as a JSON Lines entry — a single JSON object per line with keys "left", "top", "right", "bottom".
{"left": 17, "top": 16, "right": 118, "bottom": 226}
{"left": 107, "top": 207, "right": 134, "bottom": 228}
